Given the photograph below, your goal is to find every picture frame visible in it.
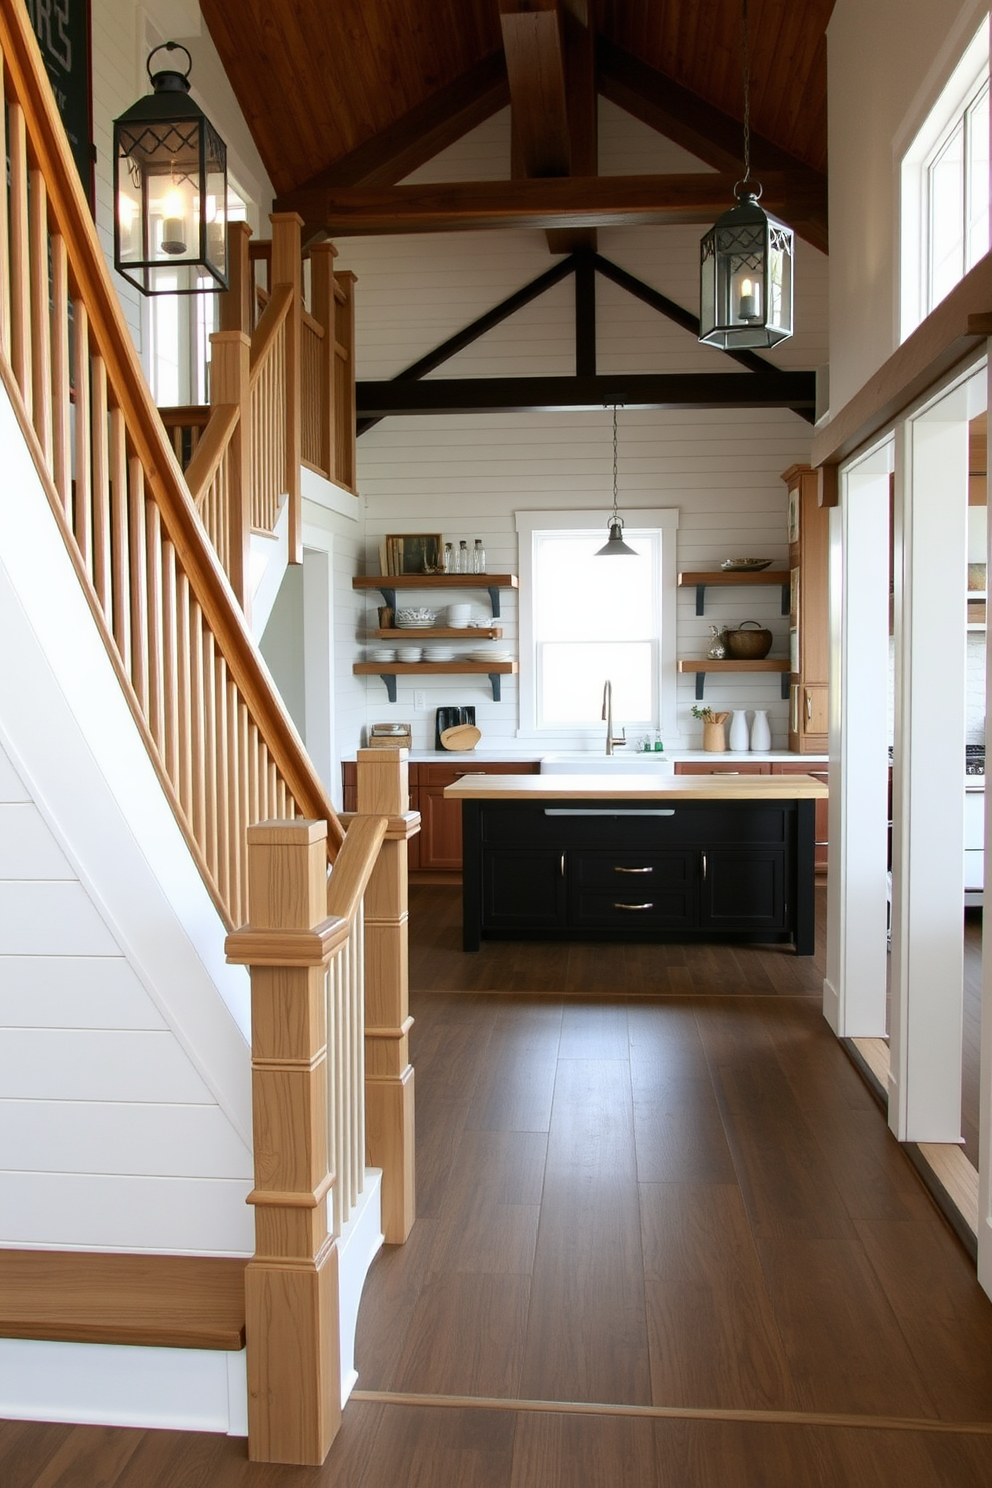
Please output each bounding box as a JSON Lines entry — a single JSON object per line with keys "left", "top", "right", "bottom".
{"left": 787, "top": 484, "right": 800, "bottom": 544}
{"left": 385, "top": 533, "right": 443, "bottom": 576}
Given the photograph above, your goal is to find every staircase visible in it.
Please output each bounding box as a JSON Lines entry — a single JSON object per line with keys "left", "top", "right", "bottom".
{"left": 0, "top": 0, "right": 415, "bottom": 1466}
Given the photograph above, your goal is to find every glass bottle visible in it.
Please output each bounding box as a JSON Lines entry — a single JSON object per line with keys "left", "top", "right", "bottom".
{"left": 443, "top": 542, "right": 454, "bottom": 573}
{"left": 472, "top": 539, "right": 486, "bottom": 573}
{"left": 457, "top": 539, "right": 469, "bottom": 573}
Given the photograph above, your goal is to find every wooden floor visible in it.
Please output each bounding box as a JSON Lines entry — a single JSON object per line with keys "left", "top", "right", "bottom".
{"left": 6, "top": 885, "right": 992, "bottom": 1485}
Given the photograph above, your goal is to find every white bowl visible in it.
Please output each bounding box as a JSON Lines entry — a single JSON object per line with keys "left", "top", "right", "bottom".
{"left": 368, "top": 648, "right": 397, "bottom": 662}
{"left": 395, "top": 607, "right": 437, "bottom": 627}
{"left": 395, "top": 646, "right": 423, "bottom": 662}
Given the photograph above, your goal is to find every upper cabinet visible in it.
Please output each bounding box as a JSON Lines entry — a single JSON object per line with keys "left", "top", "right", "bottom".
{"left": 783, "top": 465, "right": 829, "bottom": 753}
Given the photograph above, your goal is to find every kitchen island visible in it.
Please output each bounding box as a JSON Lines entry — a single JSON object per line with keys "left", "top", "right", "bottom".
{"left": 445, "top": 773, "right": 828, "bottom": 955}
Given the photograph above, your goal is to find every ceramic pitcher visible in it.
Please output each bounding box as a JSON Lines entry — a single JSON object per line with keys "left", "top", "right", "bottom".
{"left": 728, "top": 710, "right": 749, "bottom": 751}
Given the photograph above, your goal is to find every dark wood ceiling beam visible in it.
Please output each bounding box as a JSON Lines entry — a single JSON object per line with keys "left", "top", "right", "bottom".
{"left": 355, "top": 371, "right": 816, "bottom": 419}
{"left": 289, "top": 51, "right": 510, "bottom": 196}
{"left": 547, "top": 0, "right": 598, "bottom": 254}
{"left": 277, "top": 171, "right": 826, "bottom": 240}
{"left": 499, "top": 0, "right": 570, "bottom": 178}
{"left": 596, "top": 36, "right": 828, "bottom": 254}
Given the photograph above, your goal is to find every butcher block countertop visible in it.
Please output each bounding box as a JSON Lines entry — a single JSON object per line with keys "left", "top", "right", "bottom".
{"left": 444, "top": 773, "right": 829, "bottom": 802}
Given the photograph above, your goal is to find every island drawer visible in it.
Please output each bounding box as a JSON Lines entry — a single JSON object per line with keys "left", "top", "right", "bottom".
{"left": 478, "top": 802, "right": 791, "bottom": 849}
{"left": 569, "top": 850, "right": 693, "bottom": 888}
{"left": 569, "top": 888, "right": 696, "bottom": 929}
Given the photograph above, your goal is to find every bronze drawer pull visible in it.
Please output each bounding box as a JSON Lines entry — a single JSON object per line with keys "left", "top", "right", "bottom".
{"left": 615, "top": 902, "right": 654, "bottom": 911}
{"left": 615, "top": 865, "right": 653, "bottom": 874}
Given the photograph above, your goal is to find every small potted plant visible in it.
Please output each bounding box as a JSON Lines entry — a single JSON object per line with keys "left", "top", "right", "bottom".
{"left": 692, "top": 704, "right": 730, "bottom": 753}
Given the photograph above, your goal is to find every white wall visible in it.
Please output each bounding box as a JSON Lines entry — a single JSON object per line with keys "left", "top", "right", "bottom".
{"left": 334, "top": 105, "right": 827, "bottom": 755}
{"left": 0, "top": 380, "right": 253, "bottom": 1258}
{"left": 826, "top": 0, "right": 990, "bottom": 413}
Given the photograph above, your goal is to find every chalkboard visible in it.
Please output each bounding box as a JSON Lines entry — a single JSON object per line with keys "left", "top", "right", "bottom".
{"left": 24, "top": 0, "right": 93, "bottom": 207}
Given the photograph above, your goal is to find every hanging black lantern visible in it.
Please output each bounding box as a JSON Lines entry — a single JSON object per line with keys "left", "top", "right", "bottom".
{"left": 113, "top": 43, "right": 228, "bottom": 296}
{"left": 699, "top": 0, "right": 794, "bottom": 350}
{"left": 699, "top": 186, "right": 794, "bottom": 349}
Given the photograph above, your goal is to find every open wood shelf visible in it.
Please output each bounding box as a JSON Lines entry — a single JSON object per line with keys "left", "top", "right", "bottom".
{"left": 678, "top": 570, "right": 790, "bottom": 616}
{"left": 678, "top": 657, "right": 790, "bottom": 700}
{"left": 374, "top": 626, "right": 503, "bottom": 640}
{"left": 354, "top": 660, "right": 518, "bottom": 702}
{"left": 354, "top": 574, "right": 518, "bottom": 590}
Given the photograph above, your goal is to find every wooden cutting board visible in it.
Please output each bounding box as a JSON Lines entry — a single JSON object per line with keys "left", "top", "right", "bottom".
{"left": 440, "top": 724, "right": 482, "bottom": 751}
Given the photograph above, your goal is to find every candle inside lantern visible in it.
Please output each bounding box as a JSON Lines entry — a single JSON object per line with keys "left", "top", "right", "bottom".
{"left": 160, "top": 189, "right": 187, "bottom": 256}
{"left": 737, "top": 277, "right": 759, "bottom": 321}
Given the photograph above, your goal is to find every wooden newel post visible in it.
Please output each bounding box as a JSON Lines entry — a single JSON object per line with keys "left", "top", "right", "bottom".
{"left": 358, "top": 748, "right": 418, "bottom": 1242}
{"left": 309, "top": 240, "right": 338, "bottom": 481}
{"left": 270, "top": 211, "right": 303, "bottom": 564}
{"left": 220, "top": 220, "right": 253, "bottom": 335}
{"left": 208, "top": 329, "right": 251, "bottom": 615}
{"left": 225, "top": 819, "right": 349, "bottom": 1467}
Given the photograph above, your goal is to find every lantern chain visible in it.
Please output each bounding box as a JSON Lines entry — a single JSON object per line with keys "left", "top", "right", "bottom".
{"left": 741, "top": 0, "right": 752, "bottom": 188}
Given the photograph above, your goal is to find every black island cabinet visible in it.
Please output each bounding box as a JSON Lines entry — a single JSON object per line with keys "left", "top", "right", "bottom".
{"left": 458, "top": 791, "right": 818, "bottom": 955}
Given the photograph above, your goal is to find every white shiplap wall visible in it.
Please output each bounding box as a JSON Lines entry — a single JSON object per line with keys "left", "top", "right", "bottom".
{"left": 333, "top": 103, "right": 827, "bottom": 754}
{"left": 0, "top": 378, "right": 253, "bottom": 1257}
{"left": 0, "top": 731, "right": 253, "bottom": 1255}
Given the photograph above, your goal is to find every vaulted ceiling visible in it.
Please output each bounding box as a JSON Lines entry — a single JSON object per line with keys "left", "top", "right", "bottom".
{"left": 199, "top": 0, "right": 834, "bottom": 253}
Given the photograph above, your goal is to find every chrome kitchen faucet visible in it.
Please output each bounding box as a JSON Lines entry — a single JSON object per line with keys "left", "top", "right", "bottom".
{"left": 602, "top": 679, "right": 626, "bottom": 755}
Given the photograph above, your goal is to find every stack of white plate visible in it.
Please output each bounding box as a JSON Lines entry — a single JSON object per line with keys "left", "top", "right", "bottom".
{"left": 447, "top": 604, "right": 473, "bottom": 628}
{"left": 467, "top": 648, "right": 513, "bottom": 663}
{"left": 395, "top": 645, "right": 423, "bottom": 662}
{"left": 368, "top": 647, "right": 397, "bottom": 662}
{"left": 423, "top": 646, "right": 456, "bottom": 662}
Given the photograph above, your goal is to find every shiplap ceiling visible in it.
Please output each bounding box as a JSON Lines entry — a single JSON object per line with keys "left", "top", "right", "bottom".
{"left": 199, "top": 0, "right": 834, "bottom": 250}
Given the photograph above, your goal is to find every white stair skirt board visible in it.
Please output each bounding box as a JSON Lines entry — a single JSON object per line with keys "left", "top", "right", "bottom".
{"left": 0, "top": 1339, "right": 248, "bottom": 1436}
{"left": 0, "top": 1172, "right": 381, "bottom": 1435}
{"left": 249, "top": 496, "right": 289, "bottom": 640}
{"left": 338, "top": 1169, "right": 383, "bottom": 1407}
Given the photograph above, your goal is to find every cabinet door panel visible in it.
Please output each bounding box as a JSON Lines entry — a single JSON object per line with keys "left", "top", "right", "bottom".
{"left": 484, "top": 850, "right": 566, "bottom": 926}
{"left": 804, "top": 685, "right": 828, "bottom": 737}
{"left": 700, "top": 849, "right": 787, "bottom": 931}
{"left": 419, "top": 785, "right": 464, "bottom": 870}
{"left": 675, "top": 762, "right": 771, "bottom": 775}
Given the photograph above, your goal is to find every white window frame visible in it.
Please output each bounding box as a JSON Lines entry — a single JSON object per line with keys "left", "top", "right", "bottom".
{"left": 514, "top": 507, "right": 679, "bottom": 744}
{"left": 900, "top": 15, "right": 990, "bottom": 340}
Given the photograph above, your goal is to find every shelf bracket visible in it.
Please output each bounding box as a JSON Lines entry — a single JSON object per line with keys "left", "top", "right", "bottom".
{"left": 488, "top": 672, "right": 503, "bottom": 701}
{"left": 781, "top": 583, "right": 789, "bottom": 615}
{"left": 694, "top": 583, "right": 706, "bottom": 616}
{"left": 781, "top": 673, "right": 790, "bottom": 700}
{"left": 379, "top": 673, "right": 398, "bottom": 703}
{"left": 486, "top": 586, "right": 501, "bottom": 618}
{"left": 375, "top": 586, "right": 397, "bottom": 612}
{"left": 695, "top": 672, "right": 706, "bottom": 700}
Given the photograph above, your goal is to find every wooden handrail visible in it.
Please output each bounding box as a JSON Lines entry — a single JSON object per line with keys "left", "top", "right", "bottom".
{"left": 0, "top": 1, "right": 345, "bottom": 918}
{"left": 249, "top": 283, "right": 294, "bottom": 390}
{"left": 326, "top": 814, "right": 387, "bottom": 923}
{"left": 184, "top": 404, "right": 240, "bottom": 508}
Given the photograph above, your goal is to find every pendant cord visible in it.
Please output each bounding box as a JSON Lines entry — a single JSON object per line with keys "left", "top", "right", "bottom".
{"left": 741, "top": 0, "right": 751, "bottom": 186}
{"left": 612, "top": 403, "right": 619, "bottom": 519}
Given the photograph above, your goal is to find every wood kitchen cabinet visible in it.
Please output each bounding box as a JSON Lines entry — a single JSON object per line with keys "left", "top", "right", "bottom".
{"left": 771, "top": 761, "right": 829, "bottom": 871}
{"left": 675, "top": 761, "right": 771, "bottom": 775}
{"left": 342, "top": 758, "right": 540, "bottom": 872}
{"left": 783, "top": 464, "right": 830, "bottom": 754}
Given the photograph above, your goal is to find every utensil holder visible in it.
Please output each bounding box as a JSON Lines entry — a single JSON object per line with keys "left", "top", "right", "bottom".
{"left": 703, "top": 721, "right": 727, "bottom": 752}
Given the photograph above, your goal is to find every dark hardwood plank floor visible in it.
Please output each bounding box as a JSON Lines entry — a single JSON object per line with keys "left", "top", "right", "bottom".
{"left": 7, "top": 885, "right": 992, "bottom": 1486}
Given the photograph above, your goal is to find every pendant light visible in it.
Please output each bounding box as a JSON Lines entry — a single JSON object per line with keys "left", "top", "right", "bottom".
{"left": 595, "top": 403, "right": 638, "bottom": 557}
{"left": 113, "top": 43, "right": 229, "bottom": 296}
{"left": 698, "top": 0, "right": 794, "bottom": 349}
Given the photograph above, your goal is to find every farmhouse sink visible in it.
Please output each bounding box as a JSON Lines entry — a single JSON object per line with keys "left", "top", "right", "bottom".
{"left": 540, "top": 752, "right": 675, "bottom": 775}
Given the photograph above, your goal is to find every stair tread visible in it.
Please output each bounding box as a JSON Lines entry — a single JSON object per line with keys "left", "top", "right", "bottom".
{"left": 0, "top": 1250, "right": 247, "bottom": 1351}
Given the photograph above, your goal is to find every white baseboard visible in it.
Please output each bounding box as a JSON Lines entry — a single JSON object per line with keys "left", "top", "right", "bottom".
{"left": 337, "top": 1169, "right": 383, "bottom": 1406}
{"left": 0, "top": 1337, "right": 248, "bottom": 1435}
{"left": 0, "top": 1170, "right": 383, "bottom": 1434}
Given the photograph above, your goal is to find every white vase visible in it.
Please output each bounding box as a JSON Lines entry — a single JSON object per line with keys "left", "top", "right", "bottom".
{"left": 750, "top": 708, "right": 772, "bottom": 752}
{"left": 728, "top": 710, "right": 749, "bottom": 751}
